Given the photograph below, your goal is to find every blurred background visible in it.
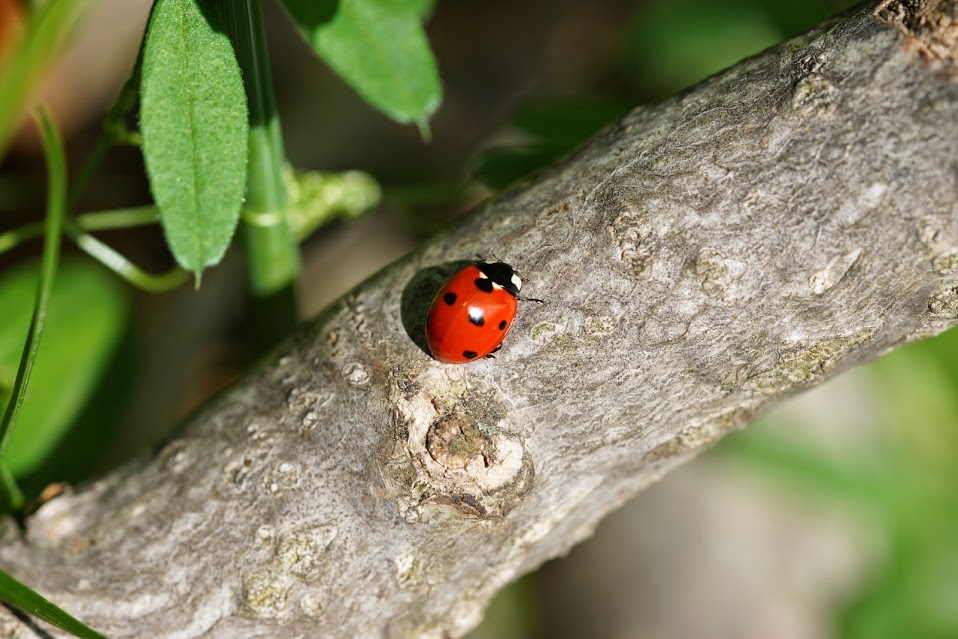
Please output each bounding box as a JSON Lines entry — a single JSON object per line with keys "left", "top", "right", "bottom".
{"left": 5, "top": 0, "right": 957, "bottom": 637}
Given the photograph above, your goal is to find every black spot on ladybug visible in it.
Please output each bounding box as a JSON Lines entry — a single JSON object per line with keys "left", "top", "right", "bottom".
{"left": 498, "top": 320, "right": 507, "bottom": 330}
{"left": 468, "top": 307, "right": 485, "bottom": 326}
{"left": 474, "top": 278, "right": 494, "bottom": 293}
{"left": 463, "top": 350, "right": 478, "bottom": 359}
{"left": 443, "top": 292, "right": 457, "bottom": 305}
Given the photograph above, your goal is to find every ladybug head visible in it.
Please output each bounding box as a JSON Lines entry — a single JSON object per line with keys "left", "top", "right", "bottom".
{"left": 477, "top": 261, "right": 522, "bottom": 297}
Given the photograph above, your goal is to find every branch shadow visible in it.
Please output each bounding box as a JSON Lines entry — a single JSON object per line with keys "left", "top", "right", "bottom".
{"left": 5, "top": 606, "right": 57, "bottom": 639}
{"left": 400, "top": 261, "right": 473, "bottom": 356}
{"left": 280, "top": 0, "right": 339, "bottom": 31}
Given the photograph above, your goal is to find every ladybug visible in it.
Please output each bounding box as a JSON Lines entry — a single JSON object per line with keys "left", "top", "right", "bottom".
{"left": 426, "top": 261, "right": 524, "bottom": 363}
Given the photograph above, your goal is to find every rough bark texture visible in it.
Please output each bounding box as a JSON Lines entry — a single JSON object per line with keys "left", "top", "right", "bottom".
{"left": 2, "top": 1, "right": 958, "bottom": 637}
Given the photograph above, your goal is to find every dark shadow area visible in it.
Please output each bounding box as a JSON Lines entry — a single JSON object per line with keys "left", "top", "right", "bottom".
{"left": 400, "top": 260, "right": 472, "bottom": 356}
{"left": 6, "top": 606, "right": 57, "bottom": 639}
{"left": 280, "top": 0, "right": 339, "bottom": 31}
{"left": 249, "top": 282, "right": 299, "bottom": 354}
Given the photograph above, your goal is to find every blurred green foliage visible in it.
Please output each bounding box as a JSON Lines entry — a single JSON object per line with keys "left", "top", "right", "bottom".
{"left": 0, "top": 0, "right": 89, "bottom": 157}
{"left": 473, "top": 0, "right": 858, "bottom": 190}
{"left": 0, "top": 259, "right": 129, "bottom": 486}
{"left": 474, "top": 97, "right": 632, "bottom": 190}
{"left": 725, "top": 328, "right": 958, "bottom": 639}
{"left": 624, "top": 0, "right": 784, "bottom": 94}
{"left": 285, "top": 167, "right": 382, "bottom": 239}
{"left": 625, "top": 0, "right": 858, "bottom": 95}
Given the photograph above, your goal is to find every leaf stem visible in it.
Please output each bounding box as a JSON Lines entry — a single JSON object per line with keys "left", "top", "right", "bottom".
{"left": 0, "top": 207, "right": 179, "bottom": 293}
{"left": 65, "top": 220, "right": 188, "bottom": 293}
{"left": 71, "top": 205, "right": 158, "bottom": 231}
{"left": 0, "top": 205, "right": 158, "bottom": 255}
{"left": 223, "top": 0, "right": 300, "bottom": 347}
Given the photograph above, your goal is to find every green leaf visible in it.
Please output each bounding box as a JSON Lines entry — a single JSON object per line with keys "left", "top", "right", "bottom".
{"left": 281, "top": 0, "right": 442, "bottom": 129}
{"left": 0, "top": 259, "right": 128, "bottom": 479}
{"left": 140, "top": 0, "right": 249, "bottom": 279}
{"left": 0, "top": 568, "right": 109, "bottom": 639}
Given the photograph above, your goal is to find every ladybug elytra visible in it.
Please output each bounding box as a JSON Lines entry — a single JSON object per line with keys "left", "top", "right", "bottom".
{"left": 425, "top": 261, "right": 523, "bottom": 363}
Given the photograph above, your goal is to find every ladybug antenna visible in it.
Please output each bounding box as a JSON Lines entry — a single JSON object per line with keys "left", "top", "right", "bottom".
{"left": 520, "top": 295, "right": 545, "bottom": 303}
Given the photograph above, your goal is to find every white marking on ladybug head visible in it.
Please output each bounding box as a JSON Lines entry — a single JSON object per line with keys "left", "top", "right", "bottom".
{"left": 511, "top": 273, "right": 522, "bottom": 292}
{"left": 477, "top": 271, "right": 489, "bottom": 279}
{"left": 468, "top": 306, "right": 484, "bottom": 324}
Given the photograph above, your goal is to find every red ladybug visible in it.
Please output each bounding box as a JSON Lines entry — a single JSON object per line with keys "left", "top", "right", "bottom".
{"left": 426, "top": 261, "right": 523, "bottom": 363}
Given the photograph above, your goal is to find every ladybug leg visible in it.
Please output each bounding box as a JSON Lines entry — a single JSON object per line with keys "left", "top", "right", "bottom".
{"left": 484, "top": 343, "right": 503, "bottom": 359}
{"left": 520, "top": 295, "right": 545, "bottom": 303}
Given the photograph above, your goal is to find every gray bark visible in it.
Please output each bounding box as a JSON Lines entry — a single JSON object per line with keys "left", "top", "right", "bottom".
{"left": 3, "top": 1, "right": 957, "bottom": 637}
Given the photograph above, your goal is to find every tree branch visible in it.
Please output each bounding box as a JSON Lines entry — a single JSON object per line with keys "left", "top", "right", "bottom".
{"left": 2, "top": 1, "right": 957, "bottom": 636}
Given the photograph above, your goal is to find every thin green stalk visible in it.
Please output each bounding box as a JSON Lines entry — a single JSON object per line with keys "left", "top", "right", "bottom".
{"left": 0, "top": 205, "right": 158, "bottom": 255}
{"left": 0, "top": 207, "right": 183, "bottom": 293}
{"left": 65, "top": 220, "right": 187, "bottom": 293}
{"left": 0, "top": 221, "right": 44, "bottom": 254}
{"left": 0, "top": 110, "right": 65, "bottom": 508}
{"left": 0, "top": 568, "right": 109, "bottom": 639}
{"left": 70, "top": 205, "right": 158, "bottom": 231}
{"left": 223, "top": 0, "right": 300, "bottom": 346}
